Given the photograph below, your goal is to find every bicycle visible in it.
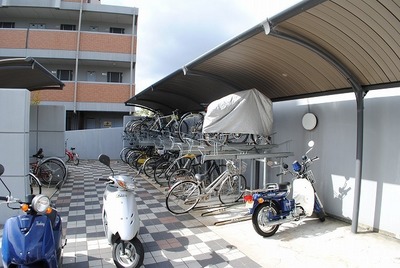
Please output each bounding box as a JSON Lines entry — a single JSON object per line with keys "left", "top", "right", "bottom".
{"left": 30, "top": 148, "right": 67, "bottom": 188}
{"left": 142, "top": 149, "right": 180, "bottom": 178}
{"left": 125, "top": 146, "right": 155, "bottom": 171}
{"left": 165, "top": 160, "right": 247, "bottom": 214}
{"left": 178, "top": 111, "right": 204, "bottom": 143}
{"left": 141, "top": 109, "right": 187, "bottom": 138}
{"left": 65, "top": 140, "right": 79, "bottom": 165}
{"left": 167, "top": 159, "right": 225, "bottom": 188}
{"left": 153, "top": 152, "right": 202, "bottom": 186}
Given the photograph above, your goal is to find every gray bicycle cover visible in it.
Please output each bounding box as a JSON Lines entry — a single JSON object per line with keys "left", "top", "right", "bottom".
{"left": 202, "top": 88, "right": 273, "bottom": 135}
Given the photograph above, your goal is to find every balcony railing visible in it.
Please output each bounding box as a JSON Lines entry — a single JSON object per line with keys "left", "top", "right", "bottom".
{"left": 34, "top": 82, "right": 134, "bottom": 103}
{"left": 0, "top": 28, "right": 136, "bottom": 54}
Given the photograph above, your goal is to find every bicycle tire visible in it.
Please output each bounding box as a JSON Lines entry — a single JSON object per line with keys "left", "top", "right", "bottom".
{"left": 166, "top": 180, "right": 201, "bottom": 214}
{"left": 37, "top": 159, "right": 66, "bottom": 187}
{"left": 126, "top": 150, "right": 142, "bottom": 170}
{"left": 73, "top": 154, "right": 79, "bottom": 165}
{"left": 142, "top": 156, "right": 162, "bottom": 177}
{"left": 167, "top": 168, "right": 195, "bottom": 188}
{"left": 228, "top": 133, "right": 249, "bottom": 144}
{"left": 218, "top": 174, "right": 247, "bottom": 204}
{"left": 119, "top": 147, "right": 133, "bottom": 163}
{"left": 251, "top": 134, "right": 271, "bottom": 145}
{"left": 154, "top": 161, "right": 173, "bottom": 186}
{"left": 178, "top": 112, "right": 204, "bottom": 143}
{"left": 29, "top": 172, "right": 42, "bottom": 195}
{"left": 203, "top": 133, "right": 229, "bottom": 146}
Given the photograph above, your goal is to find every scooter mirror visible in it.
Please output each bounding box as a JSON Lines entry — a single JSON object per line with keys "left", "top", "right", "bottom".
{"left": 0, "top": 164, "right": 4, "bottom": 176}
{"left": 308, "top": 140, "right": 314, "bottom": 148}
{"left": 98, "top": 154, "right": 111, "bottom": 167}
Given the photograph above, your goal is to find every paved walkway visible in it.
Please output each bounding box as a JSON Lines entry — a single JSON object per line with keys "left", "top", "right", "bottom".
{"left": 1, "top": 160, "right": 400, "bottom": 267}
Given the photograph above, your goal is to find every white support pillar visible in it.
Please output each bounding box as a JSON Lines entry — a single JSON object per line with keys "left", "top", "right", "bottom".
{"left": 0, "top": 88, "right": 31, "bottom": 223}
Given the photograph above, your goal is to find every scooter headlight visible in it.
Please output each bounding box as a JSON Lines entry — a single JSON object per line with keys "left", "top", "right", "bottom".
{"left": 31, "top": 195, "right": 50, "bottom": 213}
{"left": 116, "top": 175, "right": 136, "bottom": 191}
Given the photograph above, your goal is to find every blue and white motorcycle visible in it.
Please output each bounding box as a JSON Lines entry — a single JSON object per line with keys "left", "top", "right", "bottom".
{"left": 244, "top": 141, "right": 325, "bottom": 237}
{"left": 0, "top": 164, "right": 66, "bottom": 267}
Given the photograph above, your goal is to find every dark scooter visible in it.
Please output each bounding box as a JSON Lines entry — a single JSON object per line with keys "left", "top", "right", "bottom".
{"left": 0, "top": 164, "right": 66, "bottom": 267}
{"left": 243, "top": 141, "right": 325, "bottom": 237}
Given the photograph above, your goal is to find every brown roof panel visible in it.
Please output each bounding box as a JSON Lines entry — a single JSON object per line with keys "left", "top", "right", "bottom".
{"left": 126, "top": 0, "right": 400, "bottom": 114}
{"left": 0, "top": 57, "right": 64, "bottom": 91}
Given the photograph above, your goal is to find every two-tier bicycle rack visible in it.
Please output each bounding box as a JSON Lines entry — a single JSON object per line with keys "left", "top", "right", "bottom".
{"left": 123, "top": 130, "right": 293, "bottom": 225}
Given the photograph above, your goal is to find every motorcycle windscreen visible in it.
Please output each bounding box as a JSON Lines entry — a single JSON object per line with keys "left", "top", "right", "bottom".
{"left": 292, "top": 179, "right": 315, "bottom": 216}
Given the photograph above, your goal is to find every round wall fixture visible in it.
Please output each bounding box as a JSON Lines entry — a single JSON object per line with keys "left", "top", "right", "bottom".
{"left": 302, "top": 113, "right": 318, "bottom": 130}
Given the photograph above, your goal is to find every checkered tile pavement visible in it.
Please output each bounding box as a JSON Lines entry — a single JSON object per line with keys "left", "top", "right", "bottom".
{"left": 1, "top": 160, "right": 259, "bottom": 268}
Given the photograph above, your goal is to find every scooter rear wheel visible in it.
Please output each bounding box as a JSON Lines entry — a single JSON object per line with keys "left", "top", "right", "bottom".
{"left": 112, "top": 237, "right": 144, "bottom": 268}
{"left": 252, "top": 202, "right": 280, "bottom": 237}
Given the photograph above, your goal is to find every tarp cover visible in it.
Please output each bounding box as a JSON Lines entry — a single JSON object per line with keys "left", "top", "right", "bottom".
{"left": 203, "top": 88, "right": 273, "bottom": 135}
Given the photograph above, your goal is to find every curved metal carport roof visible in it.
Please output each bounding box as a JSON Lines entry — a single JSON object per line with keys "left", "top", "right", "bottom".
{"left": 126, "top": 0, "right": 400, "bottom": 114}
{"left": 0, "top": 57, "right": 64, "bottom": 91}
{"left": 126, "top": 0, "right": 400, "bottom": 233}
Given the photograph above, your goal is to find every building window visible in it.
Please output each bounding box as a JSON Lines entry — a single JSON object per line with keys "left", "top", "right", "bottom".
{"left": 107, "top": 72, "right": 123, "bottom": 83}
{"left": 57, "top": 70, "right": 73, "bottom": 81}
{"left": 0, "top": 22, "right": 15, "bottom": 28}
{"left": 110, "top": 27, "right": 125, "bottom": 34}
{"left": 60, "top": 24, "right": 76, "bottom": 31}
{"left": 30, "top": 23, "right": 46, "bottom": 29}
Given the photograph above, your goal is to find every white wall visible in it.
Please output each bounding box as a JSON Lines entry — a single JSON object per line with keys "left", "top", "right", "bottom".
{"left": 269, "top": 91, "right": 400, "bottom": 238}
{"left": 65, "top": 127, "right": 124, "bottom": 160}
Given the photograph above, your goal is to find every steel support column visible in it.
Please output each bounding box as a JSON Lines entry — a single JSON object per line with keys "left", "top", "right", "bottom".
{"left": 266, "top": 22, "right": 365, "bottom": 233}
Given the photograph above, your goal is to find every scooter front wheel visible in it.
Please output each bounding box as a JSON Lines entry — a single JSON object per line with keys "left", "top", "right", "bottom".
{"left": 112, "top": 237, "right": 144, "bottom": 268}
{"left": 252, "top": 202, "right": 280, "bottom": 237}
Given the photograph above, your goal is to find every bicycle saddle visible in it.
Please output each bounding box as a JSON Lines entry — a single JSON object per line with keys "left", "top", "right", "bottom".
{"left": 194, "top": 173, "right": 209, "bottom": 182}
{"left": 32, "top": 148, "right": 44, "bottom": 159}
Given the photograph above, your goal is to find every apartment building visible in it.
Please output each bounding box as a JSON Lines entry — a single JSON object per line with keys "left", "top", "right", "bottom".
{"left": 0, "top": 0, "right": 138, "bottom": 130}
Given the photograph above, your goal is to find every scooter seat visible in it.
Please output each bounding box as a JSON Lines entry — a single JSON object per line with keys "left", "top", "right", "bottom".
{"left": 279, "top": 182, "right": 290, "bottom": 191}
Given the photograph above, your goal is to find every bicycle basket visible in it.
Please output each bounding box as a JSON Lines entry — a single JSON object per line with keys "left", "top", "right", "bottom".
{"left": 305, "top": 170, "right": 315, "bottom": 183}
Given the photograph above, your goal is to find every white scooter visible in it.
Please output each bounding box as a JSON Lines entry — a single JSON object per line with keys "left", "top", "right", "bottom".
{"left": 98, "top": 154, "right": 144, "bottom": 268}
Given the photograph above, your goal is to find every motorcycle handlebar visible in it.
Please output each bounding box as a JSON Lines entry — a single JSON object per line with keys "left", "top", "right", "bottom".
{"left": 97, "top": 178, "right": 109, "bottom": 182}
{"left": 0, "top": 196, "right": 7, "bottom": 201}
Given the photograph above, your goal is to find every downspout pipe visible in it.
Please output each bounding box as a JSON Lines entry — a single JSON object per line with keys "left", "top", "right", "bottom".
{"left": 74, "top": 0, "right": 83, "bottom": 114}
{"left": 265, "top": 21, "right": 365, "bottom": 233}
{"left": 129, "top": 13, "right": 136, "bottom": 115}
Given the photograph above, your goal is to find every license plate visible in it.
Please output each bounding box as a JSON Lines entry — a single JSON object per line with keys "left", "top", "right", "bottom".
{"left": 245, "top": 201, "right": 254, "bottom": 208}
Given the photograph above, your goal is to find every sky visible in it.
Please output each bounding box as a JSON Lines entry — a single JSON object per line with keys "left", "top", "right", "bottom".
{"left": 101, "top": 0, "right": 302, "bottom": 93}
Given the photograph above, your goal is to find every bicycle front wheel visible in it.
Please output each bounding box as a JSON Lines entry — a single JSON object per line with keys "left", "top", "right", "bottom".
{"left": 73, "top": 154, "right": 79, "bottom": 165}
{"left": 178, "top": 112, "right": 204, "bottom": 142}
{"left": 37, "top": 159, "right": 66, "bottom": 187}
{"left": 218, "top": 174, "right": 247, "bottom": 204}
{"left": 166, "top": 180, "right": 201, "bottom": 214}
